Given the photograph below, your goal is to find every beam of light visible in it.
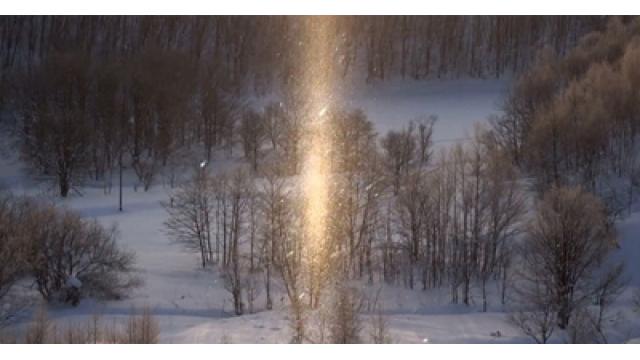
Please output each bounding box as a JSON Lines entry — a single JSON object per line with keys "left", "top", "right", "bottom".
{"left": 303, "top": 116, "right": 330, "bottom": 253}
{"left": 299, "top": 16, "right": 336, "bottom": 306}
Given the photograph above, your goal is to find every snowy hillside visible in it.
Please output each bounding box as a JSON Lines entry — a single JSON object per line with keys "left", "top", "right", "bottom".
{"left": 1, "top": 76, "right": 639, "bottom": 344}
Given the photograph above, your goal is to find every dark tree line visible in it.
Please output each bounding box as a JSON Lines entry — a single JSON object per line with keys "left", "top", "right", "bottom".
{"left": 1, "top": 16, "right": 611, "bottom": 86}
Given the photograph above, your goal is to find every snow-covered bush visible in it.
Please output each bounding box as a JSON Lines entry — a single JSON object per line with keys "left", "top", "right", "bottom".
{"left": 25, "top": 204, "right": 139, "bottom": 305}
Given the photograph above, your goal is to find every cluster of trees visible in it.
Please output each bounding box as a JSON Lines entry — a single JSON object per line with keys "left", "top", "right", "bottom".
{"left": 164, "top": 163, "right": 287, "bottom": 316}
{"left": 0, "top": 193, "right": 139, "bottom": 324}
{"left": 493, "top": 16, "right": 640, "bottom": 219}
{"left": 165, "top": 66, "right": 631, "bottom": 343}
{"left": 2, "top": 47, "right": 236, "bottom": 197}
{"left": 488, "top": 17, "right": 640, "bottom": 343}
{"left": 163, "top": 102, "right": 520, "bottom": 341}
{"left": 163, "top": 166, "right": 263, "bottom": 316}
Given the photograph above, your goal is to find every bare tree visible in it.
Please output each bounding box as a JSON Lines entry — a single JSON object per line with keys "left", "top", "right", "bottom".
{"left": 13, "top": 52, "right": 93, "bottom": 197}
{"left": 131, "top": 152, "right": 159, "bottom": 192}
{"left": 257, "top": 160, "right": 290, "bottom": 310}
{"left": 163, "top": 165, "right": 214, "bottom": 268}
{"left": 510, "top": 295, "right": 556, "bottom": 344}
{"left": 381, "top": 124, "right": 417, "bottom": 194}
{"left": 518, "top": 186, "right": 620, "bottom": 330}
{"left": 222, "top": 262, "right": 246, "bottom": 316}
{"left": 239, "top": 109, "right": 266, "bottom": 172}
{"left": 275, "top": 195, "right": 306, "bottom": 342}
{"left": 415, "top": 116, "right": 436, "bottom": 167}
{"left": 223, "top": 167, "right": 254, "bottom": 316}
{"left": 327, "top": 284, "right": 363, "bottom": 344}
{"left": 244, "top": 270, "right": 262, "bottom": 314}
{"left": 329, "top": 108, "right": 384, "bottom": 282}
{"left": 393, "top": 169, "right": 427, "bottom": 290}
{"left": 476, "top": 130, "right": 527, "bottom": 312}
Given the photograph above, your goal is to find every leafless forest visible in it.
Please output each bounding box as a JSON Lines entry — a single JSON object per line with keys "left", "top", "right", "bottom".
{"left": 1, "top": 16, "right": 640, "bottom": 344}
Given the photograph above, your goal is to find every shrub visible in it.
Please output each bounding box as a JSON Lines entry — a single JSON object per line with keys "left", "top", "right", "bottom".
{"left": 25, "top": 204, "right": 139, "bottom": 305}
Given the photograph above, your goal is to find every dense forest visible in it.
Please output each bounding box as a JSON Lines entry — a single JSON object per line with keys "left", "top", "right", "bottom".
{"left": 0, "top": 16, "right": 611, "bottom": 83}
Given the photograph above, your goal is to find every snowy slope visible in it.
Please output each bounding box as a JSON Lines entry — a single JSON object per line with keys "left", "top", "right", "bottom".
{"left": 2, "top": 78, "right": 639, "bottom": 344}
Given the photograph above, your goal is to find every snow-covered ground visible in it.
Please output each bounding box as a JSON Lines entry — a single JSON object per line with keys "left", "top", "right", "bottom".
{"left": 343, "top": 77, "right": 509, "bottom": 142}
{"left": 1, "top": 78, "right": 639, "bottom": 343}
